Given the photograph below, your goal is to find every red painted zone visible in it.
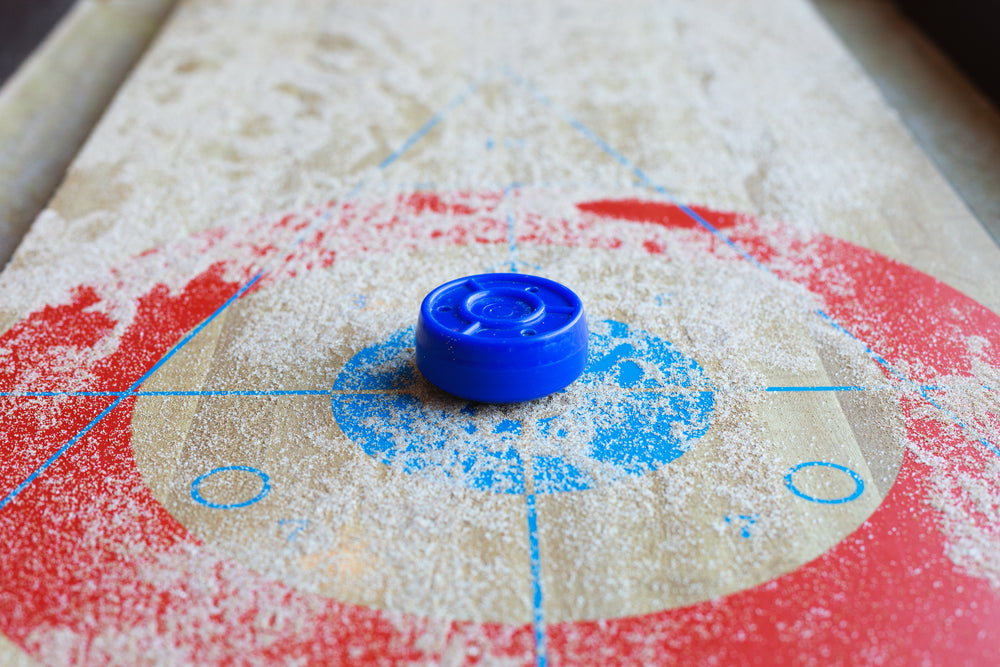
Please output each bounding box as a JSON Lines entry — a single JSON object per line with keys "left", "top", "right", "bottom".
{"left": 557, "top": 199, "right": 1000, "bottom": 665}
{"left": 0, "top": 264, "right": 242, "bottom": 498}
{"left": 0, "top": 399, "right": 533, "bottom": 664}
{"left": 0, "top": 194, "right": 998, "bottom": 664}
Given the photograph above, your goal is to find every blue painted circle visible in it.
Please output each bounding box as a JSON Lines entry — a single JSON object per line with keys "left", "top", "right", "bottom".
{"left": 415, "top": 273, "right": 588, "bottom": 403}
{"left": 332, "top": 320, "right": 715, "bottom": 494}
{"left": 190, "top": 465, "right": 271, "bottom": 509}
{"left": 784, "top": 461, "right": 865, "bottom": 504}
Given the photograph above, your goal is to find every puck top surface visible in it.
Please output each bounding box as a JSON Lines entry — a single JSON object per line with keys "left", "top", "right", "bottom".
{"left": 416, "top": 273, "right": 588, "bottom": 401}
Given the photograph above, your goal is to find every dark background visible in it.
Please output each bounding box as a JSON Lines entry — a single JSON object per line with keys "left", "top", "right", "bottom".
{"left": 0, "top": 0, "right": 76, "bottom": 84}
{"left": 896, "top": 0, "right": 1000, "bottom": 109}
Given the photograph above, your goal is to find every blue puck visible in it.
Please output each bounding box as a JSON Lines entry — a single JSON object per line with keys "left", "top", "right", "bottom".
{"left": 416, "top": 273, "right": 588, "bottom": 403}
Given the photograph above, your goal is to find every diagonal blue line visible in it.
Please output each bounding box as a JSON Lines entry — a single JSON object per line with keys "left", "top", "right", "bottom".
{"left": 133, "top": 273, "right": 264, "bottom": 391}
{"left": 813, "top": 309, "right": 1000, "bottom": 454}
{"left": 1, "top": 72, "right": 488, "bottom": 512}
{"left": 284, "top": 72, "right": 489, "bottom": 253}
{"left": 525, "top": 491, "right": 548, "bottom": 667}
{"left": 378, "top": 76, "right": 486, "bottom": 171}
{"left": 502, "top": 67, "right": 767, "bottom": 271}
{"left": 0, "top": 400, "right": 121, "bottom": 511}
{"left": 503, "top": 66, "right": 1000, "bottom": 457}
{"left": 918, "top": 389, "right": 1000, "bottom": 458}
{"left": 812, "top": 310, "right": 905, "bottom": 382}
{"left": 0, "top": 272, "right": 262, "bottom": 511}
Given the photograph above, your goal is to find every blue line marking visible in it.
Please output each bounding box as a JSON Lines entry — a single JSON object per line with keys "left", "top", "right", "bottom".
{"left": 142, "top": 272, "right": 265, "bottom": 381}
{"left": 0, "top": 272, "right": 263, "bottom": 512}
{"left": 0, "top": 384, "right": 971, "bottom": 399}
{"left": 812, "top": 310, "right": 1000, "bottom": 454}
{"left": 502, "top": 67, "right": 768, "bottom": 271}
{"left": 279, "top": 518, "right": 310, "bottom": 541}
{"left": 330, "top": 321, "right": 714, "bottom": 494}
{"left": 0, "top": 71, "right": 487, "bottom": 512}
{"left": 725, "top": 513, "right": 759, "bottom": 538}
{"left": 377, "top": 76, "right": 485, "bottom": 171}
{"left": 785, "top": 461, "right": 865, "bottom": 504}
{"left": 812, "top": 310, "right": 904, "bottom": 381}
{"left": 142, "top": 389, "right": 332, "bottom": 397}
{"left": 917, "top": 388, "right": 1000, "bottom": 458}
{"left": 766, "top": 385, "right": 866, "bottom": 392}
{"left": 1, "top": 389, "right": 341, "bottom": 397}
{"left": 525, "top": 491, "right": 548, "bottom": 667}
{"left": 0, "top": 399, "right": 121, "bottom": 511}
{"left": 0, "top": 391, "right": 123, "bottom": 397}
{"left": 191, "top": 465, "right": 271, "bottom": 509}
{"left": 504, "top": 183, "right": 522, "bottom": 272}
{"left": 503, "top": 65, "right": 1000, "bottom": 457}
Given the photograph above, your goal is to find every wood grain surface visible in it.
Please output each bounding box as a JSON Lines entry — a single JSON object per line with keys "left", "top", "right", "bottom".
{"left": 0, "top": 0, "right": 177, "bottom": 268}
{"left": 1, "top": 1, "right": 998, "bottom": 664}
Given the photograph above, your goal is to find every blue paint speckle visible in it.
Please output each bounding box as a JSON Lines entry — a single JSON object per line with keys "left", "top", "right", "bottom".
{"left": 331, "top": 320, "right": 714, "bottom": 494}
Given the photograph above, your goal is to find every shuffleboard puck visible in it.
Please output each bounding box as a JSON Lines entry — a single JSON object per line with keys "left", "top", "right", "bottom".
{"left": 415, "top": 273, "right": 588, "bottom": 403}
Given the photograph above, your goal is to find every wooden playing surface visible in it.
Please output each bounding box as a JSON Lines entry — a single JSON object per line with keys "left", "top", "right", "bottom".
{"left": 1, "top": 0, "right": 999, "bottom": 664}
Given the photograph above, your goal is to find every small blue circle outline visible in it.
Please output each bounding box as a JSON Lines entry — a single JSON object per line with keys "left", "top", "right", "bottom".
{"left": 190, "top": 465, "right": 271, "bottom": 509}
{"left": 784, "top": 461, "right": 865, "bottom": 504}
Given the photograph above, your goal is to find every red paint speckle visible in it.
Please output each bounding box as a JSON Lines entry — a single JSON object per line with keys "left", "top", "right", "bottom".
{"left": 0, "top": 192, "right": 998, "bottom": 664}
{"left": 576, "top": 199, "right": 740, "bottom": 231}
{"left": 0, "top": 287, "right": 115, "bottom": 391}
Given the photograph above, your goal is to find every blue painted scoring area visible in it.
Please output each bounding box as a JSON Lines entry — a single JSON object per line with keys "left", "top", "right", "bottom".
{"left": 535, "top": 320, "right": 715, "bottom": 493}
{"left": 331, "top": 328, "right": 526, "bottom": 492}
{"left": 330, "top": 320, "right": 715, "bottom": 495}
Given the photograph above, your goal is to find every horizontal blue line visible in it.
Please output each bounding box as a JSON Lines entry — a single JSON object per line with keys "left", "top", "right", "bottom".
{"left": 766, "top": 386, "right": 866, "bottom": 392}
{"left": 2, "top": 385, "right": 966, "bottom": 398}
{"left": 140, "top": 389, "right": 331, "bottom": 397}
{"left": 0, "top": 389, "right": 333, "bottom": 397}
{"left": 0, "top": 69, "right": 491, "bottom": 514}
{"left": 765, "top": 385, "right": 942, "bottom": 392}
{"left": 0, "top": 272, "right": 264, "bottom": 512}
{"left": 0, "top": 391, "right": 121, "bottom": 397}
{"left": 503, "top": 65, "right": 1000, "bottom": 458}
